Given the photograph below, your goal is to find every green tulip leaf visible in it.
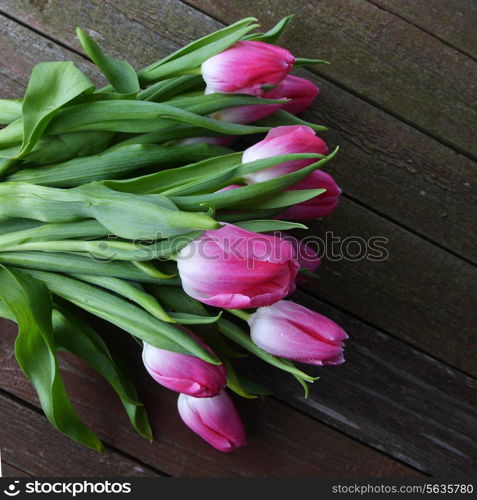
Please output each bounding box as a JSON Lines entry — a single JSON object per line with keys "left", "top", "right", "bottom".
{"left": 224, "top": 358, "right": 257, "bottom": 399}
{"left": 76, "top": 27, "right": 140, "bottom": 94}
{"left": 294, "top": 58, "right": 330, "bottom": 66}
{"left": 234, "top": 220, "right": 308, "bottom": 232}
{"left": 0, "top": 251, "right": 180, "bottom": 284}
{"left": 0, "top": 265, "right": 102, "bottom": 450}
{"left": 0, "top": 182, "right": 219, "bottom": 239}
{"left": 19, "top": 61, "right": 94, "bottom": 157}
{"left": 258, "top": 110, "right": 327, "bottom": 132}
{"left": 171, "top": 147, "right": 339, "bottom": 211}
{"left": 8, "top": 143, "right": 230, "bottom": 187}
{"left": 104, "top": 152, "right": 242, "bottom": 195}
{"left": 20, "top": 269, "right": 220, "bottom": 364}
{"left": 0, "top": 119, "right": 23, "bottom": 149}
{"left": 0, "top": 99, "right": 22, "bottom": 124}
{"left": 168, "top": 312, "right": 222, "bottom": 325}
{"left": 244, "top": 15, "right": 294, "bottom": 43}
{"left": 46, "top": 100, "right": 271, "bottom": 136}
{"left": 138, "top": 18, "right": 258, "bottom": 83}
{"left": 0, "top": 219, "right": 108, "bottom": 249}
{"left": 139, "top": 75, "right": 203, "bottom": 102}
{"left": 71, "top": 274, "right": 175, "bottom": 323}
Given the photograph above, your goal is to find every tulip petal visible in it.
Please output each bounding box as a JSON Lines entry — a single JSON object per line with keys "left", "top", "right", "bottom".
{"left": 202, "top": 41, "right": 295, "bottom": 96}
{"left": 177, "top": 224, "right": 299, "bottom": 309}
{"left": 242, "top": 125, "right": 328, "bottom": 184}
{"left": 249, "top": 300, "right": 347, "bottom": 365}
{"left": 178, "top": 391, "right": 246, "bottom": 452}
{"left": 142, "top": 336, "right": 226, "bottom": 397}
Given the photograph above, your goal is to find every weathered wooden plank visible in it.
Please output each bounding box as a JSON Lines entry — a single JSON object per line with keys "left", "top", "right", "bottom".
{"left": 186, "top": 0, "right": 477, "bottom": 158}
{"left": 238, "top": 291, "right": 477, "bottom": 476}
{"left": 1, "top": 3, "right": 475, "bottom": 262}
{"left": 0, "top": 12, "right": 475, "bottom": 372}
{"left": 301, "top": 73, "right": 477, "bottom": 262}
{"left": 0, "top": 319, "right": 419, "bottom": 477}
{"left": 0, "top": 0, "right": 470, "bottom": 476}
{"left": 1, "top": 462, "right": 31, "bottom": 477}
{"left": 0, "top": 15, "right": 100, "bottom": 94}
{"left": 368, "top": 0, "right": 477, "bottom": 58}
{"left": 0, "top": 391, "right": 162, "bottom": 477}
{"left": 300, "top": 198, "right": 477, "bottom": 376}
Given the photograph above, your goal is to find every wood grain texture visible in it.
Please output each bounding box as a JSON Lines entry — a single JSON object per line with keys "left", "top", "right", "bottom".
{"left": 368, "top": 0, "right": 477, "bottom": 58}
{"left": 0, "top": 0, "right": 475, "bottom": 478}
{"left": 0, "top": 319, "right": 419, "bottom": 477}
{"left": 0, "top": 392, "right": 162, "bottom": 477}
{"left": 299, "top": 72, "right": 477, "bottom": 262}
{"left": 1, "top": 5, "right": 476, "bottom": 262}
{"left": 1, "top": 463, "right": 31, "bottom": 477}
{"left": 0, "top": 8, "right": 475, "bottom": 372}
{"left": 186, "top": 0, "right": 477, "bottom": 158}
{"left": 2, "top": 2, "right": 474, "bottom": 262}
{"left": 300, "top": 199, "right": 477, "bottom": 376}
{"left": 0, "top": 15, "right": 100, "bottom": 97}
{"left": 239, "top": 291, "right": 477, "bottom": 476}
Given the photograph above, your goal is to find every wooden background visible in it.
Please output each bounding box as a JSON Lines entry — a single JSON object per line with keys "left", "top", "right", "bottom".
{"left": 0, "top": 0, "right": 476, "bottom": 477}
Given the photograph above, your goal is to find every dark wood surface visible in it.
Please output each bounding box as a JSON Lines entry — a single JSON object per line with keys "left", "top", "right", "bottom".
{"left": 0, "top": 0, "right": 476, "bottom": 478}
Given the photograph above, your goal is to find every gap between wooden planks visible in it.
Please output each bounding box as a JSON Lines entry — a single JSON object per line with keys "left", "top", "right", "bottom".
{"left": 0, "top": 1, "right": 476, "bottom": 262}
{"left": 0, "top": 0, "right": 474, "bottom": 474}
{"left": 184, "top": 0, "right": 477, "bottom": 158}
{"left": 0, "top": 318, "right": 421, "bottom": 477}
{"left": 367, "top": 0, "right": 476, "bottom": 59}
{"left": 0, "top": 8, "right": 476, "bottom": 375}
{"left": 0, "top": 389, "right": 164, "bottom": 477}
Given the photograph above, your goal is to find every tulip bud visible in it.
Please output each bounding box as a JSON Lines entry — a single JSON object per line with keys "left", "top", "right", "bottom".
{"left": 206, "top": 75, "right": 318, "bottom": 125}
{"left": 176, "top": 223, "right": 299, "bottom": 309}
{"left": 242, "top": 125, "right": 328, "bottom": 184}
{"left": 201, "top": 40, "right": 295, "bottom": 96}
{"left": 249, "top": 300, "right": 348, "bottom": 365}
{"left": 178, "top": 390, "right": 246, "bottom": 453}
{"left": 265, "top": 74, "right": 319, "bottom": 114}
{"left": 295, "top": 240, "right": 321, "bottom": 277}
{"left": 209, "top": 99, "right": 285, "bottom": 125}
{"left": 142, "top": 335, "right": 227, "bottom": 397}
{"left": 277, "top": 233, "right": 321, "bottom": 283}
{"left": 279, "top": 169, "right": 341, "bottom": 220}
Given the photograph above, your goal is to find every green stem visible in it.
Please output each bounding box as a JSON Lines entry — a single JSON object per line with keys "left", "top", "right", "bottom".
{"left": 299, "top": 268, "right": 319, "bottom": 280}
{"left": 0, "top": 157, "right": 18, "bottom": 179}
{"left": 179, "top": 67, "right": 202, "bottom": 76}
{"left": 226, "top": 308, "right": 252, "bottom": 321}
{"left": 132, "top": 261, "right": 176, "bottom": 279}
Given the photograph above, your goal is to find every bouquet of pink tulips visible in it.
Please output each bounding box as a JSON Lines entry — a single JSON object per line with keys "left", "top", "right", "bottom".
{"left": 0, "top": 16, "right": 347, "bottom": 452}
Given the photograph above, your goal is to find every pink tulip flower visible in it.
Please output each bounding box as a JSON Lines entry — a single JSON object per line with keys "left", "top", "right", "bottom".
{"left": 201, "top": 40, "right": 295, "bottom": 96}
{"left": 142, "top": 335, "right": 227, "bottom": 398}
{"left": 206, "top": 76, "right": 318, "bottom": 125}
{"left": 242, "top": 125, "right": 328, "bottom": 184}
{"left": 176, "top": 224, "right": 299, "bottom": 309}
{"left": 249, "top": 300, "right": 348, "bottom": 365}
{"left": 178, "top": 390, "right": 246, "bottom": 453}
{"left": 276, "top": 233, "right": 321, "bottom": 283}
{"left": 209, "top": 99, "right": 285, "bottom": 125}
{"left": 295, "top": 239, "right": 321, "bottom": 276}
{"left": 279, "top": 169, "right": 341, "bottom": 220}
{"left": 265, "top": 74, "right": 319, "bottom": 114}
